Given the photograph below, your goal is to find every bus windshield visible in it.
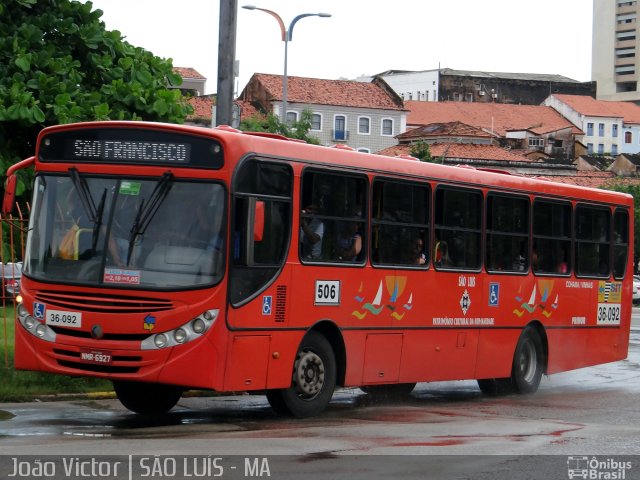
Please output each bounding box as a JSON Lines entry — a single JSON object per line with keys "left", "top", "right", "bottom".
{"left": 24, "top": 174, "right": 226, "bottom": 290}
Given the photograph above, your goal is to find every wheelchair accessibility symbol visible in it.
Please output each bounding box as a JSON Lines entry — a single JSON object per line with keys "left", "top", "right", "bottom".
{"left": 489, "top": 283, "right": 499, "bottom": 307}
{"left": 262, "top": 296, "right": 272, "bottom": 316}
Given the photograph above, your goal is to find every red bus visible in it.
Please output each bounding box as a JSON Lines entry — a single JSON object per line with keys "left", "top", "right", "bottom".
{"left": 3, "top": 121, "right": 633, "bottom": 417}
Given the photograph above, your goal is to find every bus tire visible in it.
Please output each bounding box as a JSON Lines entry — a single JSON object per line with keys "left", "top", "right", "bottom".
{"left": 266, "top": 331, "right": 336, "bottom": 418}
{"left": 511, "top": 327, "right": 543, "bottom": 394}
{"left": 477, "top": 378, "right": 514, "bottom": 396}
{"left": 360, "top": 383, "right": 416, "bottom": 400}
{"left": 113, "top": 381, "right": 183, "bottom": 414}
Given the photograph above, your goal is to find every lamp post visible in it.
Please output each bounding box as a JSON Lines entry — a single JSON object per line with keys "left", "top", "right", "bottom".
{"left": 242, "top": 6, "right": 331, "bottom": 123}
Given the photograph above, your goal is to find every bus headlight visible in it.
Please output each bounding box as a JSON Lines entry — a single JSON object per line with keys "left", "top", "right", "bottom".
{"left": 191, "top": 318, "right": 206, "bottom": 334}
{"left": 141, "top": 309, "right": 218, "bottom": 350}
{"left": 173, "top": 328, "right": 187, "bottom": 344}
{"left": 24, "top": 316, "right": 36, "bottom": 330}
{"left": 154, "top": 334, "right": 168, "bottom": 349}
{"left": 16, "top": 301, "right": 57, "bottom": 342}
{"left": 35, "top": 324, "right": 47, "bottom": 338}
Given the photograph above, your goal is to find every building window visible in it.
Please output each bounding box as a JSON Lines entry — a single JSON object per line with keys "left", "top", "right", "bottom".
{"left": 587, "top": 123, "right": 594, "bottom": 136}
{"left": 358, "top": 117, "right": 371, "bottom": 135}
{"left": 528, "top": 137, "right": 545, "bottom": 148}
{"left": 625, "top": 131, "right": 633, "bottom": 143}
{"left": 587, "top": 143, "right": 594, "bottom": 154}
{"left": 286, "top": 111, "right": 298, "bottom": 125}
{"left": 333, "top": 115, "right": 347, "bottom": 141}
{"left": 598, "top": 123, "right": 605, "bottom": 137}
{"left": 311, "top": 113, "right": 322, "bottom": 131}
{"left": 465, "top": 93, "right": 474, "bottom": 102}
{"left": 616, "top": 30, "right": 636, "bottom": 41}
{"left": 616, "top": 47, "right": 636, "bottom": 59}
{"left": 598, "top": 144, "right": 604, "bottom": 154}
{"left": 615, "top": 64, "right": 636, "bottom": 74}
{"left": 613, "top": 124, "right": 618, "bottom": 137}
{"left": 612, "top": 144, "right": 618, "bottom": 155}
{"left": 616, "top": 13, "right": 636, "bottom": 24}
{"left": 381, "top": 118, "right": 394, "bottom": 136}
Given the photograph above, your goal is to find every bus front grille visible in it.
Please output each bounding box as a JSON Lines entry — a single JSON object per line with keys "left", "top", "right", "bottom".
{"left": 34, "top": 290, "right": 173, "bottom": 314}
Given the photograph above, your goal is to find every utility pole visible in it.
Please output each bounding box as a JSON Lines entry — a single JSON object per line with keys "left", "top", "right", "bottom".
{"left": 216, "top": 0, "right": 237, "bottom": 126}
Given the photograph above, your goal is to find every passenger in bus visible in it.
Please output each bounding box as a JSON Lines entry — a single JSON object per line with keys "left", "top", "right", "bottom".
{"left": 335, "top": 220, "right": 362, "bottom": 261}
{"left": 411, "top": 236, "right": 426, "bottom": 265}
{"left": 557, "top": 248, "right": 568, "bottom": 274}
{"left": 433, "top": 238, "right": 450, "bottom": 267}
{"left": 300, "top": 204, "right": 324, "bottom": 260}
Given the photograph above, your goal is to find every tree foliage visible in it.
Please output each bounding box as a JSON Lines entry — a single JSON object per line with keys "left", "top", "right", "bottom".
{"left": 240, "top": 109, "right": 320, "bottom": 145}
{"left": 604, "top": 182, "right": 640, "bottom": 268}
{"left": 0, "top": 0, "right": 192, "bottom": 193}
{"left": 409, "top": 140, "right": 433, "bottom": 162}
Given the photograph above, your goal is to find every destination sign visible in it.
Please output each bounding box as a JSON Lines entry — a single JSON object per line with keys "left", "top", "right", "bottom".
{"left": 72, "top": 139, "right": 190, "bottom": 163}
{"left": 39, "top": 127, "right": 224, "bottom": 169}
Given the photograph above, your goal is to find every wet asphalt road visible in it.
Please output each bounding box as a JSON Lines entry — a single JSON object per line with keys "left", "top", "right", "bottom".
{"left": 0, "top": 317, "right": 638, "bottom": 479}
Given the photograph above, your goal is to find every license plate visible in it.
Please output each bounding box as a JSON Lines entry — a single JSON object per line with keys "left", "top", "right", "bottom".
{"left": 79, "top": 349, "right": 112, "bottom": 365}
{"left": 45, "top": 309, "right": 82, "bottom": 328}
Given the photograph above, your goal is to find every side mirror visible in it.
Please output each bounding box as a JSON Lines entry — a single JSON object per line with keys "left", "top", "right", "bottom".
{"left": 253, "top": 200, "right": 264, "bottom": 242}
{"left": 2, "top": 174, "right": 17, "bottom": 216}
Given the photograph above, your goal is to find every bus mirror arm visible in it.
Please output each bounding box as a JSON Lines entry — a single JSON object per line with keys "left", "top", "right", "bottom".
{"left": 2, "top": 156, "right": 35, "bottom": 216}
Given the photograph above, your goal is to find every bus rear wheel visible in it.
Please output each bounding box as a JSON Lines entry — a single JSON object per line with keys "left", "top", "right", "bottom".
{"left": 360, "top": 383, "right": 416, "bottom": 400}
{"left": 113, "top": 380, "right": 183, "bottom": 414}
{"left": 511, "top": 327, "right": 543, "bottom": 394}
{"left": 265, "top": 331, "right": 336, "bottom": 418}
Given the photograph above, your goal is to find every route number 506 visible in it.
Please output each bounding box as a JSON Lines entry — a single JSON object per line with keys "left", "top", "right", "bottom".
{"left": 315, "top": 280, "right": 340, "bottom": 306}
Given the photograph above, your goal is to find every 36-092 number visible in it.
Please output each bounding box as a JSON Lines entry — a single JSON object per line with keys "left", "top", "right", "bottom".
{"left": 45, "top": 309, "right": 82, "bottom": 328}
{"left": 596, "top": 303, "right": 621, "bottom": 325}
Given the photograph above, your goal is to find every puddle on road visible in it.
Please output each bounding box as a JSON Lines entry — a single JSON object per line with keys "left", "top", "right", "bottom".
{"left": 0, "top": 410, "right": 15, "bottom": 421}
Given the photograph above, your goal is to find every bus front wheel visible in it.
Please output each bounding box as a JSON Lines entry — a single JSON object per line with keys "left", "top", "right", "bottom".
{"left": 511, "top": 327, "right": 543, "bottom": 394}
{"left": 266, "top": 331, "right": 336, "bottom": 418}
{"left": 113, "top": 380, "right": 183, "bottom": 414}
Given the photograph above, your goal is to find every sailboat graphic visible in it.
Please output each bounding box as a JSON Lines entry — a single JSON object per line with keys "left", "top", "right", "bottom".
{"left": 522, "top": 285, "right": 537, "bottom": 313}
{"left": 363, "top": 281, "right": 384, "bottom": 315}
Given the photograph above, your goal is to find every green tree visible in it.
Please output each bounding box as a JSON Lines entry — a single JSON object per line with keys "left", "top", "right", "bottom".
{"left": 409, "top": 140, "right": 433, "bottom": 162}
{"left": 240, "top": 109, "right": 320, "bottom": 145}
{"left": 604, "top": 182, "right": 640, "bottom": 269}
{"left": 0, "top": 0, "right": 192, "bottom": 189}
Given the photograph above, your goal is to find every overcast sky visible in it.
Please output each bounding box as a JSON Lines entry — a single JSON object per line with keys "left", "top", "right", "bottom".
{"left": 86, "top": 0, "right": 594, "bottom": 95}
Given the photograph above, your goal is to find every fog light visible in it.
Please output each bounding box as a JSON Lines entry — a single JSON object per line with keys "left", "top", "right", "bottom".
{"left": 154, "top": 333, "right": 168, "bottom": 348}
{"left": 35, "top": 324, "right": 46, "bottom": 338}
{"left": 192, "top": 318, "right": 206, "bottom": 334}
{"left": 24, "top": 316, "right": 36, "bottom": 330}
{"left": 173, "top": 328, "right": 187, "bottom": 344}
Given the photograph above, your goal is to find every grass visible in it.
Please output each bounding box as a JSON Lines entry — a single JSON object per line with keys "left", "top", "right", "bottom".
{"left": 0, "top": 302, "right": 112, "bottom": 401}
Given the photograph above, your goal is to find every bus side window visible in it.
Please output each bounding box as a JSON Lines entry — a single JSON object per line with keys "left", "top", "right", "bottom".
{"left": 371, "top": 178, "right": 429, "bottom": 268}
{"left": 575, "top": 204, "right": 611, "bottom": 277}
{"left": 612, "top": 209, "right": 629, "bottom": 279}
{"left": 300, "top": 169, "right": 367, "bottom": 264}
{"left": 434, "top": 187, "right": 481, "bottom": 270}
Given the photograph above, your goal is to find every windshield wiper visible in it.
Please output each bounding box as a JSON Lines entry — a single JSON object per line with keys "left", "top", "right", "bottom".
{"left": 69, "top": 168, "right": 107, "bottom": 252}
{"left": 68, "top": 168, "right": 98, "bottom": 222}
{"left": 126, "top": 172, "right": 174, "bottom": 265}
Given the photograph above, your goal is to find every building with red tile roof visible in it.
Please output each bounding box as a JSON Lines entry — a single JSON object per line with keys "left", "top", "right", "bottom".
{"left": 405, "top": 101, "right": 578, "bottom": 160}
{"left": 172, "top": 67, "right": 207, "bottom": 96}
{"left": 238, "top": 73, "right": 407, "bottom": 152}
{"left": 544, "top": 94, "right": 640, "bottom": 157}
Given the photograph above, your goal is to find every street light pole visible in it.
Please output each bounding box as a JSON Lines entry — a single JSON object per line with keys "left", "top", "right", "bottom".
{"left": 242, "top": 6, "right": 330, "bottom": 123}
